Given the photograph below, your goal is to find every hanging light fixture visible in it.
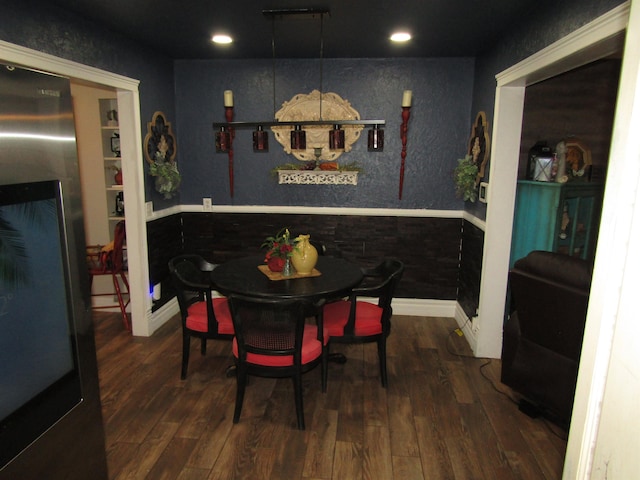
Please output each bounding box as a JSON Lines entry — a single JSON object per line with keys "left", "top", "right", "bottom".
{"left": 329, "top": 124, "right": 345, "bottom": 150}
{"left": 368, "top": 125, "right": 384, "bottom": 151}
{"left": 290, "top": 124, "right": 306, "bottom": 150}
{"left": 215, "top": 126, "right": 231, "bottom": 153}
{"left": 212, "top": 8, "right": 385, "bottom": 153}
{"left": 253, "top": 125, "right": 269, "bottom": 152}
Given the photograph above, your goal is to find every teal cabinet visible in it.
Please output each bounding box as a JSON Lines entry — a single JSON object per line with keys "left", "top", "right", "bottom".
{"left": 510, "top": 180, "right": 603, "bottom": 267}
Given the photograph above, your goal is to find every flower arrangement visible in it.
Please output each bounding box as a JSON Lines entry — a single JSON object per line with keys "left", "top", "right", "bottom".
{"left": 453, "top": 154, "right": 479, "bottom": 202}
{"left": 149, "top": 160, "right": 181, "bottom": 199}
{"left": 261, "top": 227, "right": 295, "bottom": 272}
{"left": 148, "top": 131, "right": 181, "bottom": 199}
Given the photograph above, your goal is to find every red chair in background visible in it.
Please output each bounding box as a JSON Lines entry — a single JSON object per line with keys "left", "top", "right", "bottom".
{"left": 86, "top": 220, "right": 130, "bottom": 331}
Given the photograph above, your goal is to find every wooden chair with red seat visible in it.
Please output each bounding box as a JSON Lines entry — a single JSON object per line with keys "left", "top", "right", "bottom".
{"left": 322, "top": 258, "right": 404, "bottom": 387}
{"left": 168, "top": 254, "right": 234, "bottom": 379}
{"left": 87, "top": 220, "right": 130, "bottom": 331}
{"left": 227, "top": 294, "right": 328, "bottom": 430}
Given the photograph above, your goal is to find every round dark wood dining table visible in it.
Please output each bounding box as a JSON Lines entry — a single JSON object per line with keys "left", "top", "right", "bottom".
{"left": 211, "top": 255, "right": 363, "bottom": 301}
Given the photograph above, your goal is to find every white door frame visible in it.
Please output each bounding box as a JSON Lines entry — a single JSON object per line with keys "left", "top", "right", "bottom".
{"left": 479, "top": 2, "right": 635, "bottom": 478}
{"left": 0, "top": 40, "right": 153, "bottom": 336}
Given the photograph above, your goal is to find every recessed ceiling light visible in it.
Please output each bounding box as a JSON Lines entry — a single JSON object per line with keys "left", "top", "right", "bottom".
{"left": 212, "top": 34, "right": 233, "bottom": 44}
{"left": 390, "top": 32, "right": 412, "bottom": 43}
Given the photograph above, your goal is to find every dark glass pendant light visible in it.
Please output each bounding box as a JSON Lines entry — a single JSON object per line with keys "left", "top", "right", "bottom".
{"left": 215, "top": 126, "right": 231, "bottom": 153}
{"left": 291, "top": 124, "right": 306, "bottom": 150}
{"left": 329, "top": 124, "right": 345, "bottom": 150}
{"left": 253, "top": 125, "right": 269, "bottom": 152}
{"left": 368, "top": 125, "right": 384, "bottom": 151}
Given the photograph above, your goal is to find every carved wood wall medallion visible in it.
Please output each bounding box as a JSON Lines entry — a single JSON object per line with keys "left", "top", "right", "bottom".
{"left": 271, "top": 90, "right": 363, "bottom": 162}
{"left": 144, "top": 111, "right": 176, "bottom": 165}
{"left": 468, "top": 111, "right": 490, "bottom": 184}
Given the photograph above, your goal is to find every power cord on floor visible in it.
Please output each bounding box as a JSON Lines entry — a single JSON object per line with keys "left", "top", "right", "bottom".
{"left": 446, "top": 319, "right": 569, "bottom": 441}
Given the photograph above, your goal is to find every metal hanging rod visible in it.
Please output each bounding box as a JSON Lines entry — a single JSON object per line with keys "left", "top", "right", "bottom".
{"left": 213, "top": 120, "right": 385, "bottom": 129}
{"left": 262, "top": 8, "right": 330, "bottom": 18}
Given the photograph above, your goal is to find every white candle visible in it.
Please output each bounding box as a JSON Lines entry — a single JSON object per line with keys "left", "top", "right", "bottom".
{"left": 224, "top": 90, "right": 233, "bottom": 107}
{"left": 402, "top": 90, "right": 412, "bottom": 107}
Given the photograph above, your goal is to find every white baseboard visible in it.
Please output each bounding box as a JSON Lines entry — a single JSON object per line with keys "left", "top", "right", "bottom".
{"left": 392, "top": 297, "right": 457, "bottom": 317}
{"left": 148, "top": 297, "right": 179, "bottom": 334}
{"left": 146, "top": 296, "right": 467, "bottom": 348}
{"left": 454, "top": 302, "right": 478, "bottom": 353}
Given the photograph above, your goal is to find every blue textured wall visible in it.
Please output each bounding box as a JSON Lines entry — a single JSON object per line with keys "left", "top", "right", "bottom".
{"left": 175, "top": 58, "right": 474, "bottom": 209}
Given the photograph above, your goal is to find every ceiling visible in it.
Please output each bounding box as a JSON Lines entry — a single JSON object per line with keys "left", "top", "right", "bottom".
{"left": 46, "top": 0, "right": 554, "bottom": 60}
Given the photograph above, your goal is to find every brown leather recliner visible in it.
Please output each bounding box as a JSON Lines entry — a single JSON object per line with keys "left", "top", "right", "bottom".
{"left": 501, "top": 250, "right": 592, "bottom": 428}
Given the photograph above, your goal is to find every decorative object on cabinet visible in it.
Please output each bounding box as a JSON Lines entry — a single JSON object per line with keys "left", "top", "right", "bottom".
{"left": 110, "top": 131, "right": 120, "bottom": 157}
{"left": 526, "top": 141, "right": 556, "bottom": 182}
{"left": 144, "top": 111, "right": 181, "bottom": 199}
{"left": 564, "top": 137, "right": 592, "bottom": 180}
{"left": 453, "top": 154, "right": 479, "bottom": 202}
{"left": 510, "top": 180, "right": 603, "bottom": 267}
{"left": 106, "top": 108, "right": 118, "bottom": 126}
{"left": 468, "top": 111, "right": 490, "bottom": 183}
{"left": 399, "top": 90, "right": 412, "bottom": 200}
{"left": 211, "top": 8, "right": 385, "bottom": 165}
{"left": 113, "top": 167, "right": 123, "bottom": 185}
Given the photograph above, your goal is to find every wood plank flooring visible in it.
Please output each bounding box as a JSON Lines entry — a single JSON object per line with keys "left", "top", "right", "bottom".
{"left": 94, "top": 312, "right": 567, "bottom": 479}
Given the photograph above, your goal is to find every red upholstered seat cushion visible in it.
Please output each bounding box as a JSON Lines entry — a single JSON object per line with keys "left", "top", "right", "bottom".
{"left": 232, "top": 324, "right": 327, "bottom": 367}
{"left": 185, "top": 297, "right": 234, "bottom": 334}
{"left": 323, "top": 300, "right": 383, "bottom": 337}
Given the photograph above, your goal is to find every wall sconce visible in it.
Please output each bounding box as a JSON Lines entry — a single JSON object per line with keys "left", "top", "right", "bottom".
{"left": 368, "top": 125, "right": 384, "bottom": 151}
{"left": 329, "top": 124, "right": 345, "bottom": 150}
{"left": 290, "top": 124, "right": 306, "bottom": 150}
{"left": 253, "top": 125, "right": 269, "bottom": 152}
{"left": 215, "top": 126, "right": 231, "bottom": 153}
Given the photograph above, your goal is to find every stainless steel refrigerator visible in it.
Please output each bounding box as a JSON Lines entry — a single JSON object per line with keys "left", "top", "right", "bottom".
{"left": 0, "top": 63, "right": 108, "bottom": 478}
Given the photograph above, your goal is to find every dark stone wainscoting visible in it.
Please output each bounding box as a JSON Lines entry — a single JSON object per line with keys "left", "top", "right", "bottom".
{"left": 147, "top": 212, "right": 465, "bottom": 311}
{"left": 457, "top": 219, "right": 484, "bottom": 319}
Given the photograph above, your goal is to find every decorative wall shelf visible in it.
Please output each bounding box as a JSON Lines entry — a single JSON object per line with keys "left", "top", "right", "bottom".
{"left": 277, "top": 170, "right": 359, "bottom": 185}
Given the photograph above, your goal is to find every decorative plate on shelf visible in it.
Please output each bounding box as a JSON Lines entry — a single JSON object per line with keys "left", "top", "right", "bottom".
{"left": 271, "top": 90, "right": 363, "bottom": 162}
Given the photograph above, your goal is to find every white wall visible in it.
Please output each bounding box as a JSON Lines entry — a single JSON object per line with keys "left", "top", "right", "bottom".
{"left": 70, "top": 83, "right": 120, "bottom": 305}
{"left": 566, "top": 1, "right": 640, "bottom": 477}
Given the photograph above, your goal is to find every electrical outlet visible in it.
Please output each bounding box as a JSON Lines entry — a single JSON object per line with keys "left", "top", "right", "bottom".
{"left": 472, "top": 317, "right": 480, "bottom": 333}
{"left": 145, "top": 201, "right": 153, "bottom": 217}
{"left": 203, "top": 197, "right": 212, "bottom": 211}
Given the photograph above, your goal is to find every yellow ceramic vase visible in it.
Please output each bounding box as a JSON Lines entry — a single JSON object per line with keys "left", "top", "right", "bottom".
{"left": 291, "top": 234, "right": 318, "bottom": 276}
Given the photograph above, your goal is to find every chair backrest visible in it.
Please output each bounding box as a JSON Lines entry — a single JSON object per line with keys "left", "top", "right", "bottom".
{"left": 357, "top": 259, "right": 404, "bottom": 305}
{"left": 111, "top": 220, "right": 126, "bottom": 272}
{"left": 509, "top": 250, "right": 591, "bottom": 360}
{"left": 347, "top": 258, "right": 404, "bottom": 335}
{"left": 227, "top": 295, "right": 311, "bottom": 365}
{"left": 309, "top": 239, "right": 327, "bottom": 256}
{"left": 168, "top": 254, "right": 217, "bottom": 324}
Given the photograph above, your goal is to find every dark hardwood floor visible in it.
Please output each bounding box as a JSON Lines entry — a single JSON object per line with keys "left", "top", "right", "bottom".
{"left": 93, "top": 312, "right": 567, "bottom": 479}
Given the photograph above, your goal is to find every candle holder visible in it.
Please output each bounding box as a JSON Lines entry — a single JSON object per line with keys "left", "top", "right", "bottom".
{"left": 399, "top": 106, "right": 411, "bottom": 200}
{"left": 225, "top": 106, "right": 235, "bottom": 197}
